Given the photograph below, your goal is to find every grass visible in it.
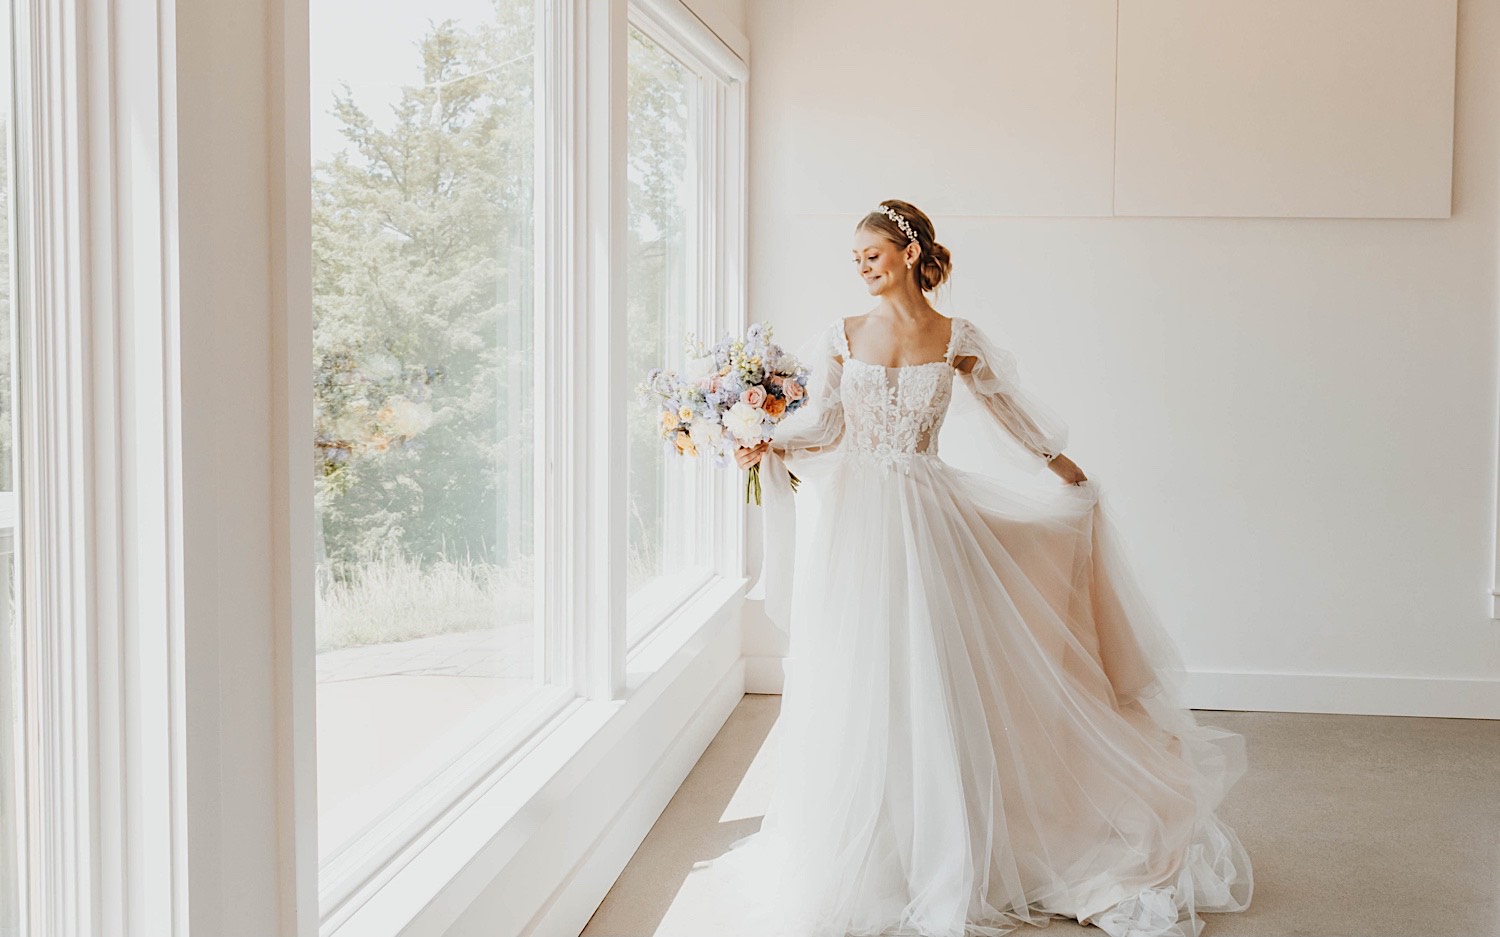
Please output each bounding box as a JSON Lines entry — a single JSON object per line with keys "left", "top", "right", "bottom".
{"left": 315, "top": 548, "right": 534, "bottom": 652}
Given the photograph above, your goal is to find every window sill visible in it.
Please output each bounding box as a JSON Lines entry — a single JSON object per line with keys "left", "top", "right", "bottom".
{"left": 322, "top": 573, "right": 749, "bottom": 937}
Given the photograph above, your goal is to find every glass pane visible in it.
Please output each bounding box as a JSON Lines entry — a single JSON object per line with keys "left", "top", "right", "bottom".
{"left": 0, "top": 1, "right": 18, "bottom": 928}
{"left": 310, "top": 0, "right": 542, "bottom": 869}
{"left": 625, "top": 25, "right": 697, "bottom": 616}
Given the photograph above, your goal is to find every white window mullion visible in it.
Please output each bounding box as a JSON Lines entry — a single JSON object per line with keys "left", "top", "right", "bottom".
{"left": 12, "top": 0, "right": 100, "bottom": 931}
{"left": 709, "top": 76, "right": 748, "bottom": 581}
{"left": 539, "top": 0, "right": 582, "bottom": 694}
{"left": 16, "top": 0, "right": 308, "bottom": 932}
{"left": 567, "top": 0, "right": 627, "bottom": 701}
{"left": 13, "top": 0, "right": 198, "bottom": 929}
{"left": 690, "top": 70, "right": 718, "bottom": 576}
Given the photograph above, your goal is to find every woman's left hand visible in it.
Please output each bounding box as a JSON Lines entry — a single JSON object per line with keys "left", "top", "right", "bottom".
{"left": 1047, "top": 453, "right": 1089, "bottom": 486}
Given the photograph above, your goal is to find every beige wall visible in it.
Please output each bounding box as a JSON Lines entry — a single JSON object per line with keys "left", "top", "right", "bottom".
{"left": 742, "top": 0, "right": 1500, "bottom": 716}
{"left": 679, "top": 0, "right": 746, "bottom": 50}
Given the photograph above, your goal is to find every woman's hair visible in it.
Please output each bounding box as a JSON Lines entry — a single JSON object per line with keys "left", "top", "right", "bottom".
{"left": 857, "top": 199, "right": 953, "bottom": 293}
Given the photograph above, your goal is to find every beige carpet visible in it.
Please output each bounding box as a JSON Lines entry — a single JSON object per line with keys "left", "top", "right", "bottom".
{"left": 580, "top": 694, "right": 1500, "bottom": 937}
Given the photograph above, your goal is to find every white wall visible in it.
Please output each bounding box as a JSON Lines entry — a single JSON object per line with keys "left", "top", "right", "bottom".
{"left": 678, "top": 0, "right": 745, "bottom": 41}
{"left": 742, "top": 0, "right": 1500, "bottom": 717}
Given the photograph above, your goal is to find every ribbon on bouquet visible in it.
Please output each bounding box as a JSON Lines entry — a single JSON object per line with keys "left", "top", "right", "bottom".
{"left": 744, "top": 447, "right": 797, "bottom": 635}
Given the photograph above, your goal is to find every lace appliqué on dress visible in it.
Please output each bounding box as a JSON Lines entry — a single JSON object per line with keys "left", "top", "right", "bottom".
{"left": 837, "top": 317, "right": 958, "bottom": 475}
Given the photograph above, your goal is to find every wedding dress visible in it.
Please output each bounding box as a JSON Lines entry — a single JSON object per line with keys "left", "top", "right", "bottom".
{"left": 722, "top": 315, "right": 1254, "bottom": 937}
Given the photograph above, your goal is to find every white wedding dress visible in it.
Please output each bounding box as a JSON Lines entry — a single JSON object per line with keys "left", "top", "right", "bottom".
{"left": 721, "top": 315, "right": 1254, "bottom": 937}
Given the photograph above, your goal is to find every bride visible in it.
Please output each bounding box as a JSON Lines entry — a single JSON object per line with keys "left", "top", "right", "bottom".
{"left": 723, "top": 200, "right": 1254, "bottom": 937}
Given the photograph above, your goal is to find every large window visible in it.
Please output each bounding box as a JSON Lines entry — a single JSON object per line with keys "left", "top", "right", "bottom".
{"left": 624, "top": 17, "right": 720, "bottom": 647}
{"left": 310, "top": 0, "right": 548, "bottom": 904}
{"left": 306, "top": 0, "right": 745, "bottom": 924}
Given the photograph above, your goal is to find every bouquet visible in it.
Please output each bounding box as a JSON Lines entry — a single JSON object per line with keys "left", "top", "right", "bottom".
{"left": 636, "top": 321, "right": 807, "bottom": 505}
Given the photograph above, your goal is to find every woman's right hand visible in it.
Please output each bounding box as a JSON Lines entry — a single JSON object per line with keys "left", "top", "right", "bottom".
{"left": 735, "top": 440, "right": 770, "bottom": 470}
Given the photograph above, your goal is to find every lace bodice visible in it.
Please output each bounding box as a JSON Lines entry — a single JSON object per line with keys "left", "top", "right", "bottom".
{"left": 771, "top": 315, "right": 1068, "bottom": 475}
{"left": 838, "top": 320, "right": 956, "bottom": 473}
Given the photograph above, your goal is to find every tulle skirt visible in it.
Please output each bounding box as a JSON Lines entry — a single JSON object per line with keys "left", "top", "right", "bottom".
{"left": 718, "top": 450, "right": 1253, "bottom": 937}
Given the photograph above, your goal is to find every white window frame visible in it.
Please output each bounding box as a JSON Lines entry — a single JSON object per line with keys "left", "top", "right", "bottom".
{"left": 10, "top": 0, "right": 281, "bottom": 932}
{"left": 621, "top": 1, "right": 748, "bottom": 650}
{"left": 318, "top": 0, "right": 747, "bottom": 929}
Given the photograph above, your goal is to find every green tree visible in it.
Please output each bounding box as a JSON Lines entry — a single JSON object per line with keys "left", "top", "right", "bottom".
{"left": 313, "top": 5, "right": 534, "bottom": 582}
{"left": 312, "top": 7, "right": 694, "bottom": 607}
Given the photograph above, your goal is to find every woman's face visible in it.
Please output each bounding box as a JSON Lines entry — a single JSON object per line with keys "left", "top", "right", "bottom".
{"left": 852, "top": 227, "right": 912, "bottom": 295}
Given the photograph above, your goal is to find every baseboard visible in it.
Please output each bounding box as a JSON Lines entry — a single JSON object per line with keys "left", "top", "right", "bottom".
{"left": 1181, "top": 669, "right": 1500, "bottom": 719}
{"left": 528, "top": 659, "right": 749, "bottom": 937}
{"left": 747, "top": 655, "right": 1500, "bottom": 719}
{"left": 742, "top": 653, "right": 785, "bottom": 694}
{"left": 425, "top": 611, "right": 749, "bottom": 937}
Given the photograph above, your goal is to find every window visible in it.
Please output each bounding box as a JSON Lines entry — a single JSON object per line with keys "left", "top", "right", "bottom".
{"left": 309, "top": 0, "right": 559, "bottom": 909}
{"left": 624, "top": 21, "right": 706, "bottom": 642}
{"left": 308, "top": 1, "right": 746, "bottom": 919}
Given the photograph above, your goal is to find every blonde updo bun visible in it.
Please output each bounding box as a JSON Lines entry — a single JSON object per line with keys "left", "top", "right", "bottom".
{"left": 857, "top": 199, "right": 952, "bottom": 293}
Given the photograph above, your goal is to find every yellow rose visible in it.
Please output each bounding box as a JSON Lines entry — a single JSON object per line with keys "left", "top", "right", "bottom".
{"left": 661, "top": 410, "right": 679, "bottom": 431}
{"left": 678, "top": 405, "right": 694, "bottom": 422}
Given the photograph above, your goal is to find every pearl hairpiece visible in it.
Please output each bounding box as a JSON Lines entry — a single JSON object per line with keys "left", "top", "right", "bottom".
{"left": 875, "top": 205, "right": 919, "bottom": 244}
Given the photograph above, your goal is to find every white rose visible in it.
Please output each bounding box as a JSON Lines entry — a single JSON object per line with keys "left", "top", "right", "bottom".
{"left": 723, "top": 400, "right": 765, "bottom": 445}
{"left": 688, "top": 418, "right": 724, "bottom": 452}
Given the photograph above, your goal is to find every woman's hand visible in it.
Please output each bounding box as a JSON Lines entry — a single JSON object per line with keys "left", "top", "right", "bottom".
{"left": 735, "top": 441, "right": 770, "bottom": 470}
{"left": 1047, "top": 453, "right": 1089, "bottom": 486}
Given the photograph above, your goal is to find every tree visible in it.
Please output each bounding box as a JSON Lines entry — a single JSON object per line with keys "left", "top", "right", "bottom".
{"left": 312, "top": 5, "right": 535, "bottom": 581}
{"left": 312, "top": 6, "right": 692, "bottom": 604}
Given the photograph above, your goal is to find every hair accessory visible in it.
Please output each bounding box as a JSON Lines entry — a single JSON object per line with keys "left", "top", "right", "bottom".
{"left": 875, "top": 205, "right": 919, "bottom": 245}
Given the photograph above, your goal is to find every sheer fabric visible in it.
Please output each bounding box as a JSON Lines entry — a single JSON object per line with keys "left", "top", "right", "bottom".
{"left": 728, "top": 316, "right": 1253, "bottom": 937}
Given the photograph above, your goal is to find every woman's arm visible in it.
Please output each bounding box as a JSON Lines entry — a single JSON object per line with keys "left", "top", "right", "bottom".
{"left": 951, "top": 320, "right": 1086, "bottom": 484}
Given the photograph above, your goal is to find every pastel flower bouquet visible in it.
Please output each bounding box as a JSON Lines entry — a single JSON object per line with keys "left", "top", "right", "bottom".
{"left": 636, "top": 321, "right": 807, "bottom": 505}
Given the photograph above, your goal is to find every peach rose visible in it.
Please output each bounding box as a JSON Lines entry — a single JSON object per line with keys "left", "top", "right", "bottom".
{"left": 782, "top": 380, "right": 804, "bottom": 401}
{"left": 763, "top": 395, "right": 787, "bottom": 417}
{"left": 740, "top": 385, "right": 767, "bottom": 408}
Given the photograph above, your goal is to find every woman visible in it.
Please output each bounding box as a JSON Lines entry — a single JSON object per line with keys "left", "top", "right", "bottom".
{"left": 722, "top": 200, "right": 1253, "bottom": 937}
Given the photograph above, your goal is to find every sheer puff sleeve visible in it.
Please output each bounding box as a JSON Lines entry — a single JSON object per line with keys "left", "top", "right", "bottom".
{"left": 748, "top": 319, "right": 846, "bottom": 634}
{"left": 770, "top": 319, "right": 846, "bottom": 462}
{"left": 948, "top": 317, "right": 1069, "bottom": 473}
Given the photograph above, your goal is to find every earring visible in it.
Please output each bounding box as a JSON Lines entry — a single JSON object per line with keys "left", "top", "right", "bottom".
{"left": 906, "top": 260, "right": 913, "bottom": 269}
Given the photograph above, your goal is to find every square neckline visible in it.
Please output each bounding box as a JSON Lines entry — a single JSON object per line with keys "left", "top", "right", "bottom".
{"left": 840, "top": 315, "right": 962, "bottom": 371}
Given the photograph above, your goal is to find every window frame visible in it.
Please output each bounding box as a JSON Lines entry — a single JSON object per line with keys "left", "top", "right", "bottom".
{"left": 620, "top": 4, "right": 745, "bottom": 651}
